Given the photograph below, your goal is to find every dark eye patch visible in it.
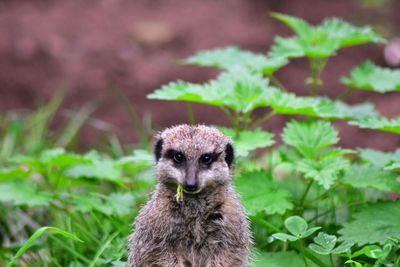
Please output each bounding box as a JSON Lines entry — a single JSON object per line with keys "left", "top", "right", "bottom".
{"left": 165, "top": 149, "right": 186, "bottom": 165}
{"left": 199, "top": 152, "right": 221, "bottom": 166}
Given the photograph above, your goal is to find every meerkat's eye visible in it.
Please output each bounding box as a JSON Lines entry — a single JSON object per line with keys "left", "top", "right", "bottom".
{"left": 200, "top": 154, "right": 213, "bottom": 165}
{"left": 173, "top": 152, "right": 185, "bottom": 164}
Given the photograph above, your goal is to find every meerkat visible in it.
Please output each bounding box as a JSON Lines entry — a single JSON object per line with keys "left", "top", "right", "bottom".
{"left": 127, "top": 124, "right": 252, "bottom": 267}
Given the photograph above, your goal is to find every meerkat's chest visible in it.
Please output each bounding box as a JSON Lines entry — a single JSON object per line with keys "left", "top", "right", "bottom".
{"left": 165, "top": 203, "right": 225, "bottom": 248}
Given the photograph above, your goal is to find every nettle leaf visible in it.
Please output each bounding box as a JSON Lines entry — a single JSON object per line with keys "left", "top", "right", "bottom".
{"left": 341, "top": 60, "right": 400, "bottom": 92}
{"left": 358, "top": 148, "right": 400, "bottom": 168}
{"left": 282, "top": 120, "right": 339, "bottom": 158}
{"left": 148, "top": 66, "right": 277, "bottom": 113}
{"left": 0, "top": 180, "right": 53, "bottom": 207}
{"left": 219, "top": 127, "right": 274, "bottom": 158}
{"left": 334, "top": 101, "right": 379, "bottom": 120}
{"left": 339, "top": 201, "right": 400, "bottom": 246}
{"left": 71, "top": 192, "right": 135, "bottom": 217}
{"left": 254, "top": 251, "right": 317, "bottom": 267}
{"left": 340, "top": 164, "right": 400, "bottom": 193}
{"left": 183, "top": 46, "right": 288, "bottom": 75}
{"left": 385, "top": 162, "right": 400, "bottom": 171}
{"left": 270, "top": 13, "right": 384, "bottom": 59}
{"left": 67, "top": 159, "right": 124, "bottom": 182}
{"left": 298, "top": 157, "right": 349, "bottom": 189}
{"left": 349, "top": 116, "right": 400, "bottom": 134}
{"left": 0, "top": 167, "right": 30, "bottom": 181}
{"left": 39, "top": 148, "right": 94, "bottom": 169}
{"left": 234, "top": 170, "right": 293, "bottom": 215}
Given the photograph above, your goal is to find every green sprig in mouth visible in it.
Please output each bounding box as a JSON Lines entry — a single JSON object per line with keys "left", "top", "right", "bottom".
{"left": 175, "top": 184, "right": 183, "bottom": 202}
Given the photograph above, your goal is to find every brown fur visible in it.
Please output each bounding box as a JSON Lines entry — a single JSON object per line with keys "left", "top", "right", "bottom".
{"left": 127, "top": 125, "right": 252, "bottom": 267}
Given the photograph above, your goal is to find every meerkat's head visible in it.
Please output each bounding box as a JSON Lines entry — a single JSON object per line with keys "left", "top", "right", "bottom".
{"left": 153, "top": 124, "right": 234, "bottom": 194}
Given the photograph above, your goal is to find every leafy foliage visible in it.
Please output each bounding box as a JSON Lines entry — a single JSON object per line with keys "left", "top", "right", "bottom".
{"left": 270, "top": 13, "right": 385, "bottom": 58}
{"left": 340, "top": 164, "right": 400, "bottom": 193}
{"left": 298, "top": 157, "right": 349, "bottom": 189}
{"left": 183, "top": 46, "right": 288, "bottom": 75}
{"left": 234, "top": 170, "right": 293, "bottom": 215}
{"left": 341, "top": 60, "right": 400, "bottom": 92}
{"left": 219, "top": 127, "right": 274, "bottom": 157}
{"left": 339, "top": 201, "right": 400, "bottom": 245}
{"left": 148, "top": 66, "right": 276, "bottom": 113}
{"left": 358, "top": 148, "right": 400, "bottom": 167}
{"left": 282, "top": 120, "right": 339, "bottom": 158}
{"left": 349, "top": 116, "right": 400, "bottom": 134}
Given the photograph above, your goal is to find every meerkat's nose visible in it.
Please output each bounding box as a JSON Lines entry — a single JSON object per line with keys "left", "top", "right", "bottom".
{"left": 184, "top": 179, "right": 198, "bottom": 192}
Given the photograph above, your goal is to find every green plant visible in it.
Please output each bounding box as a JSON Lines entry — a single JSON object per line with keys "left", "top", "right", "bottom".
{"left": 2, "top": 13, "right": 400, "bottom": 267}
{"left": 146, "top": 13, "right": 400, "bottom": 267}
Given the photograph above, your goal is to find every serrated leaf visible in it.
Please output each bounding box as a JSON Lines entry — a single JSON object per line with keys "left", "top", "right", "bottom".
{"left": 234, "top": 170, "right": 293, "bottom": 215}
{"left": 67, "top": 160, "right": 124, "bottom": 182}
{"left": 183, "top": 46, "right": 288, "bottom": 75}
{"left": 282, "top": 120, "right": 339, "bottom": 158}
{"left": 340, "top": 164, "right": 400, "bottom": 193}
{"left": 270, "top": 14, "right": 384, "bottom": 59}
{"left": 71, "top": 192, "right": 135, "bottom": 217}
{"left": 349, "top": 116, "right": 400, "bottom": 134}
{"left": 284, "top": 216, "right": 308, "bottom": 236}
{"left": 0, "top": 180, "right": 53, "bottom": 207}
{"left": 39, "top": 148, "right": 94, "bottom": 169}
{"left": 334, "top": 101, "right": 379, "bottom": 120}
{"left": 148, "top": 66, "right": 277, "bottom": 113}
{"left": 341, "top": 60, "right": 400, "bottom": 92}
{"left": 116, "top": 149, "right": 154, "bottom": 167}
{"left": 338, "top": 201, "right": 400, "bottom": 246}
{"left": 385, "top": 162, "right": 400, "bottom": 171}
{"left": 219, "top": 127, "right": 274, "bottom": 157}
{"left": 272, "top": 233, "right": 298, "bottom": 242}
{"left": 358, "top": 148, "right": 400, "bottom": 168}
{"left": 298, "top": 157, "right": 350, "bottom": 189}
{"left": 103, "top": 192, "right": 135, "bottom": 216}
{"left": 0, "top": 167, "right": 30, "bottom": 181}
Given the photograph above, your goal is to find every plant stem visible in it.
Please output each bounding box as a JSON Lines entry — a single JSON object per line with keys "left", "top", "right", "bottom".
{"left": 186, "top": 102, "right": 195, "bottom": 125}
{"left": 249, "top": 216, "right": 281, "bottom": 232}
{"left": 336, "top": 87, "right": 356, "bottom": 101}
{"left": 248, "top": 110, "right": 276, "bottom": 130}
{"left": 268, "top": 74, "right": 287, "bottom": 91}
{"left": 329, "top": 254, "right": 334, "bottom": 267}
{"left": 298, "top": 240, "right": 309, "bottom": 267}
{"left": 308, "top": 57, "right": 327, "bottom": 97}
{"left": 298, "top": 180, "right": 314, "bottom": 212}
{"left": 220, "top": 106, "right": 235, "bottom": 126}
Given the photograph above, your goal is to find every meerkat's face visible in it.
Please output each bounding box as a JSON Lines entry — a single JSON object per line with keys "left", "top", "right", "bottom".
{"left": 153, "top": 125, "right": 234, "bottom": 194}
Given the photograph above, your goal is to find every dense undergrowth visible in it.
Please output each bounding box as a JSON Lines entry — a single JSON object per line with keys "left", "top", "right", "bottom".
{"left": 1, "top": 13, "right": 400, "bottom": 267}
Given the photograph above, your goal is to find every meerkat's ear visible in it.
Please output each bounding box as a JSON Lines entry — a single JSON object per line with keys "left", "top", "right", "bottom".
{"left": 154, "top": 139, "right": 163, "bottom": 162}
{"left": 224, "top": 143, "right": 234, "bottom": 168}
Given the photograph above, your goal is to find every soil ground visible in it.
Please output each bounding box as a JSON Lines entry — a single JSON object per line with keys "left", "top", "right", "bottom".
{"left": 0, "top": 0, "right": 399, "bottom": 150}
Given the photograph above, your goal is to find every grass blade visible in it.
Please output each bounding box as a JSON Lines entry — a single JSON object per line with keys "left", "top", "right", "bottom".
{"left": 7, "top": 226, "right": 83, "bottom": 267}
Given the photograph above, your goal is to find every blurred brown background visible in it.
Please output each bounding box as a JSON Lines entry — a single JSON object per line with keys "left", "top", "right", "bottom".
{"left": 0, "top": 0, "right": 399, "bottom": 150}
